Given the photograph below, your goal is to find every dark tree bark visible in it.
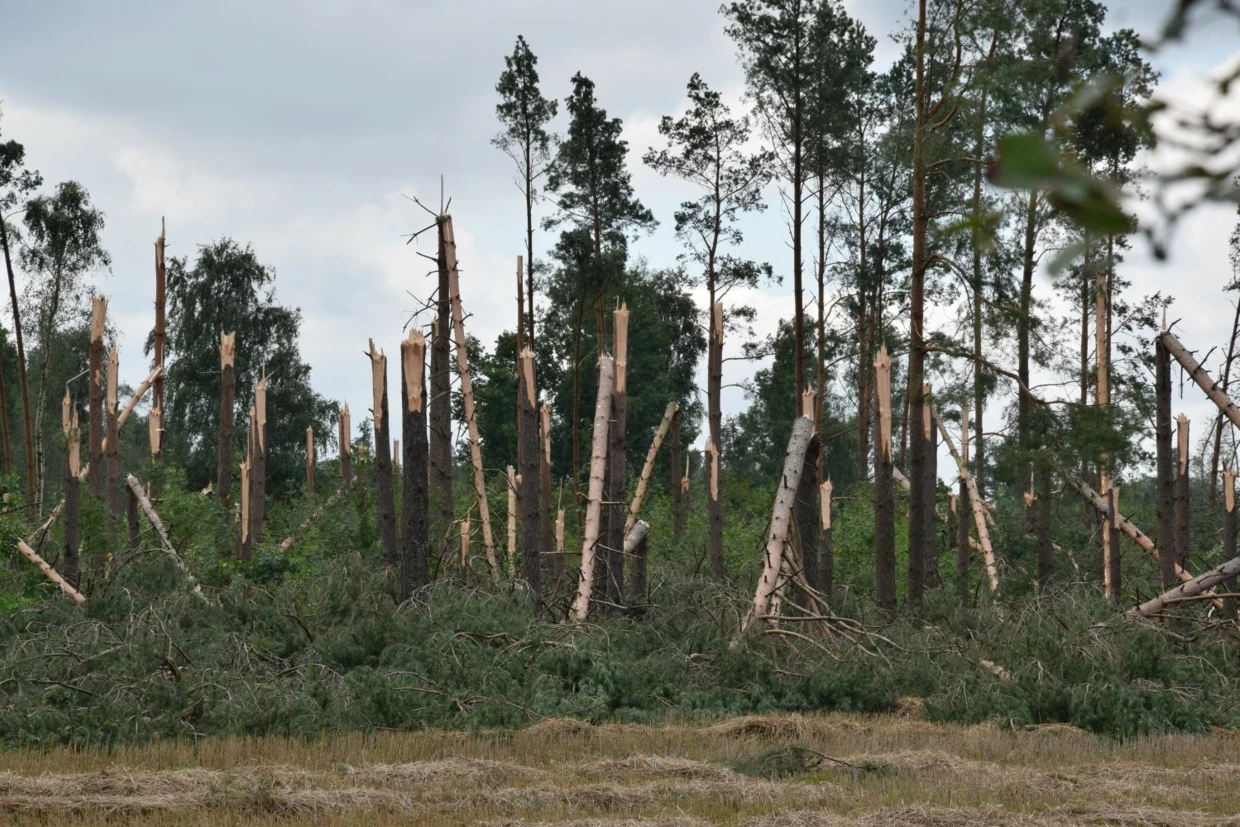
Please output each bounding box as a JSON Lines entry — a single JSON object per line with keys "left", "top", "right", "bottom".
{"left": 1224, "top": 471, "right": 1237, "bottom": 619}
{"left": 631, "top": 532, "right": 649, "bottom": 600}
{"left": 1107, "top": 486, "right": 1121, "bottom": 605}
{"left": 126, "top": 484, "right": 140, "bottom": 552}
{"left": 819, "top": 479, "right": 833, "bottom": 603}
{"left": 601, "top": 329, "right": 628, "bottom": 605}
{"left": 539, "top": 402, "right": 555, "bottom": 583}
{"left": 1156, "top": 338, "right": 1177, "bottom": 589}
{"left": 371, "top": 343, "right": 398, "bottom": 569}
{"left": 88, "top": 298, "right": 105, "bottom": 499}
{"left": 0, "top": 218, "right": 34, "bottom": 506}
{"left": 63, "top": 463, "right": 80, "bottom": 590}
{"left": 669, "top": 408, "right": 683, "bottom": 541}
{"left": 400, "top": 332, "right": 429, "bottom": 599}
{"left": 794, "top": 434, "right": 821, "bottom": 593}
{"left": 1036, "top": 463, "right": 1054, "bottom": 590}
{"left": 430, "top": 222, "right": 454, "bottom": 555}
{"left": 105, "top": 352, "right": 120, "bottom": 519}
{"left": 153, "top": 220, "right": 167, "bottom": 456}
{"left": 925, "top": 410, "right": 940, "bottom": 589}
{"left": 957, "top": 480, "right": 970, "bottom": 602}
{"left": 1176, "top": 415, "right": 1190, "bottom": 571}
{"left": 706, "top": 303, "right": 725, "bottom": 580}
{"left": 518, "top": 349, "right": 541, "bottom": 596}
{"left": 251, "top": 384, "right": 267, "bottom": 549}
{"left": 339, "top": 404, "right": 352, "bottom": 486}
{"left": 874, "top": 348, "right": 896, "bottom": 614}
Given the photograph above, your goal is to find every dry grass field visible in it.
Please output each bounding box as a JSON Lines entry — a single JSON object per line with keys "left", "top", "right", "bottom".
{"left": 0, "top": 713, "right": 1237, "bottom": 825}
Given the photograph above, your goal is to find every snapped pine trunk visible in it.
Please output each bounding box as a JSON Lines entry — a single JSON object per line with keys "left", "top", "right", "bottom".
{"left": 626, "top": 402, "right": 676, "bottom": 535}
{"left": 1177, "top": 415, "right": 1190, "bottom": 570}
{"left": 306, "top": 426, "right": 315, "bottom": 495}
{"left": 153, "top": 219, "right": 167, "bottom": 456}
{"left": 669, "top": 407, "right": 683, "bottom": 541}
{"left": 1225, "top": 469, "right": 1237, "bottom": 618}
{"left": 252, "top": 376, "right": 268, "bottom": 549}
{"left": 370, "top": 340, "right": 399, "bottom": 570}
{"left": 932, "top": 405, "right": 999, "bottom": 595}
{"left": 338, "top": 403, "right": 352, "bottom": 486}
{"left": 1155, "top": 336, "right": 1177, "bottom": 588}
{"left": 707, "top": 301, "right": 724, "bottom": 580}
{"left": 400, "top": 330, "right": 429, "bottom": 598}
{"left": 239, "top": 410, "right": 256, "bottom": 560}
{"left": 793, "top": 431, "right": 821, "bottom": 594}
{"left": 430, "top": 221, "right": 455, "bottom": 570}
{"left": 1108, "top": 485, "right": 1122, "bottom": 605}
{"left": 745, "top": 416, "right": 815, "bottom": 631}
{"left": 443, "top": 215, "right": 498, "bottom": 582}
{"left": 88, "top": 297, "right": 105, "bottom": 499}
{"left": 218, "top": 334, "right": 236, "bottom": 508}
{"left": 571, "top": 355, "right": 614, "bottom": 622}
{"left": 62, "top": 393, "right": 80, "bottom": 590}
{"left": 518, "top": 348, "right": 541, "bottom": 596}
{"left": 602, "top": 306, "right": 628, "bottom": 605}
{"left": 819, "top": 479, "right": 833, "bottom": 602}
{"left": 874, "top": 347, "right": 897, "bottom": 613}
{"left": 1129, "top": 551, "right": 1240, "bottom": 618}
{"left": 539, "top": 402, "right": 555, "bottom": 583}
{"left": 105, "top": 351, "right": 120, "bottom": 518}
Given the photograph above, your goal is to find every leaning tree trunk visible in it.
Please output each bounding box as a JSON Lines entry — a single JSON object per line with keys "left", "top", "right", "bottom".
{"left": 745, "top": 416, "right": 816, "bottom": 631}
{"left": 218, "top": 332, "right": 236, "bottom": 507}
{"left": 1176, "top": 415, "right": 1190, "bottom": 570}
{"left": 400, "top": 330, "right": 429, "bottom": 598}
{"left": 601, "top": 306, "right": 628, "bottom": 605}
{"left": 88, "top": 297, "right": 106, "bottom": 499}
{"left": 933, "top": 406, "right": 999, "bottom": 595}
{"left": 793, "top": 430, "right": 821, "bottom": 594}
{"left": 571, "top": 355, "right": 614, "bottom": 622}
{"left": 370, "top": 340, "right": 398, "bottom": 569}
{"left": 1155, "top": 336, "right": 1177, "bottom": 589}
{"left": 874, "top": 347, "right": 897, "bottom": 613}
{"left": 626, "top": 402, "right": 677, "bottom": 535}
{"left": 1128, "top": 550, "right": 1240, "bottom": 618}
{"left": 518, "top": 348, "right": 541, "bottom": 597}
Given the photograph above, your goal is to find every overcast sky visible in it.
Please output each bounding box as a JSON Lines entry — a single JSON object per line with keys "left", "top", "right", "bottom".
{"left": 1, "top": 0, "right": 1238, "bottom": 473}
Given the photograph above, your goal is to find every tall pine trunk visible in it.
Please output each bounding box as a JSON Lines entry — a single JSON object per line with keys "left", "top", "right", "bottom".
{"left": 400, "top": 331, "right": 429, "bottom": 598}
{"left": 370, "top": 341, "right": 398, "bottom": 569}
{"left": 1155, "top": 337, "right": 1177, "bottom": 589}
{"left": 430, "top": 222, "right": 454, "bottom": 556}
{"left": 0, "top": 218, "right": 34, "bottom": 507}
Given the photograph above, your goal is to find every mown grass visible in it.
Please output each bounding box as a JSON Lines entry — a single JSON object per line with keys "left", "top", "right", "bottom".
{"left": 0, "top": 714, "right": 1238, "bottom": 825}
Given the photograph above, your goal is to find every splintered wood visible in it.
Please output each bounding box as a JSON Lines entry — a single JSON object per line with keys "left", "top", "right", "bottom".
{"left": 572, "top": 355, "right": 615, "bottom": 622}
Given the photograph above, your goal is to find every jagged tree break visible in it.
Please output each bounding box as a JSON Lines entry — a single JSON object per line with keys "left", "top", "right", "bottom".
{"left": 572, "top": 354, "right": 614, "bottom": 622}
{"left": 400, "top": 329, "right": 429, "bottom": 597}
{"left": 369, "top": 340, "right": 398, "bottom": 569}
{"left": 518, "top": 348, "right": 540, "bottom": 596}
{"left": 88, "top": 296, "right": 106, "bottom": 499}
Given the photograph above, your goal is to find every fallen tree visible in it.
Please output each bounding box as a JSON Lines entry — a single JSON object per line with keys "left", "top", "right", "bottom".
{"left": 1129, "top": 554, "right": 1240, "bottom": 618}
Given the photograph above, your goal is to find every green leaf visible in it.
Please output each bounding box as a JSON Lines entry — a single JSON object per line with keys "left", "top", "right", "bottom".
{"left": 990, "top": 133, "right": 1060, "bottom": 189}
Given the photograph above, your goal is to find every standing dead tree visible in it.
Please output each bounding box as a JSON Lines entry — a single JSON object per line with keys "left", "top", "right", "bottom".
{"left": 444, "top": 215, "right": 498, "bottom": 583}
{"left": 251, "top": 374, "right": 268, "bottom": 551}
{"left": 430, "top": 219, "right": 454, "bottom": 567}
{"left": 874, "top": 347, "right": 896, "bottom": 613}
{"left": 338, "top": 402, "right": 352, "bottom": 486}
{"left": 369, "top": 340, "right": 398, "bottom": 569}
{"left": 401, "top": 329, "right": 429, "bottom": 597}
{"left": 518, "top": 348, "right": 541, "bottom": 595}
{"left": 625, "top": 401, "right": 677, "bottom": 534}
{"left": 601, "top": 305, "right": 629, "bottom": 604}
{"left": 152, "top": 218, "right": 167, "bottom": 457}
{"left": 571, "top": 354, "right": 614, "bottom": 622}
{"left": 1155, "top": 335, "right": 1177, "bottom": 588}
{"left": 744, "top": 416, "right": 815, "bottom": 632}
{"left": 88, "top": 296, "right": 105, "bottom": 499}
{"left": 1177, "top": 415, "right": 1190, "bottom": 570}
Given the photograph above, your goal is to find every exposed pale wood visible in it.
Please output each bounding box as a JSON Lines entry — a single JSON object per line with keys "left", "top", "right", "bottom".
{"left": 517, "top": 346, "right": 541, "bottom": 595}
{"left": 400, "top": 327, "right": 429, "bottom": 595}
{"left": 443, "top": 215, "right": 497, "bottom": 582}
{"left": 218, "top": 331, "right": 236, "bottom": 504}
{"left": 240, "top": 459, "right": 250, "bottom": 544}
{"left": 931, "top": 405, "right": 999, "bottom": 594}
{"left": 744, "top": 416, "right": 815, "bottom": 631}
{"left": 106, "top": 350, "right": 120, "bottom": 516}
{"left": 820, "top": 479, "right": 832, "bottom": 531}
{"left": 16, "top": 539, "right": 85, "bottom": 605}
{"left": 88, "top": 296, "right": 106, "bottom": 497}
{"left": 153, "top": 218, "right": 167, "bottom": 438}
{"left": 874, "top": 346, "right": 896, "bottom": 613}
{"left": 148, "top": 405, "right": 162, "bottom": 456}
{"left": 625, "top": 401, "right": 677, "bottom": 535}
{"left": 115, "top": 366, "right": 161, "bottom": 433}
{"left": 404, "top": 330, "right": 426, "bottom": 413}
{"left": 126, "top": 474, "right": 204, "bottom": 599}
{"left": 572, "top": 355, "right": 615, "bottom": 622}
{"left": 1130, "top": 553, "right": 1240, "bottom": 618}
{"left": 460, "top": 513, "right": 471, "bottom": 569}
{"left": 623, "top": 519, "right": 650, "bottom": 555}
{"left": 369, "top": 340, "right": 398, "bottom": 569}
{"left": 507, "top": 465, "right": 518, "bottom": 579}
{"left": 1177, "top": 413, "right": 1190, "bottom": 570}
{"left": 339, "top": 402, "right": 352, "bottom": 484}
{"left": 540, "top": 401, "right": 555, "bottom": 581}
{"left": 556, "top": 508, "right": 565, "bottom": 557}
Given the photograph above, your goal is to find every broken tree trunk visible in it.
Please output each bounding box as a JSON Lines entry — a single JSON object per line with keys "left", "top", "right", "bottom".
{"left": 669, "top": 406, "right": 683, "bottom": 541}
{"left": 1108, "top": 485, "right": 1121, "bottom": 605}
{"left": 1159, "top": 328, "right": 1240, "bottom": 430}
{"left": 306, "top": 426, "right": 315, "bottom": 495}
{"left": 126, "top": 474, "right": 205, "bottom": 600}
{"left": 874, "top": 346, "right": 897, "bottom": 613}
{"left": 1177, "top": 414, "right": 1190, "bottom": 570}
{"left": 239, "top": 410, "right": 256, "bottom": 561}
{"left": 106, "top": 350, "right": 120, "bottom": 518}
{"left": 127, "top": 484, "right": 140, "bottom": 553}
{"left": 2, "top": 215, "right": 35, "bottom": 509}
{"left": 507, "top": 465, "right": 518, "bottom": 579}
{"left": 925, "top": 389, "right": 940, "bottom": 589}
{"left": 819, "top": 479, "right": 833, "bottom": 602}
{"left": 431, "top": 220, "right": 455, "bottom": 576}
{"left": 625, "top": 401, "right": 676, "bottom": 535}
{"left": 153, "top": 218, "right": 166, "bottom": 455}
{"left": 1155, "top": 335, "right": 1178, "bottom": 588}
{"left": 443, "top": 215, "right": 498, "bottom": 583}
{"left": 370, "top": 340, "right": 398, "bottom": 569}
{"left": 794, "top": 431, "right": 821, "bottom": 594}
{"left": 539, "top": 402, "right": 555, "bottom": 583}
{"left": 400, "top": 329, "right": 429, "bottom": 598}
{"left": 602, "top": 305, "right": 629, "bottom": 606}
{"left": 17, "top": 539, "right": 85, "bottom": 605}
{"left": 932, "top": 405, "right": 999, "bottom": 595}
{"left": 1128, "top": 551, "right": 1240, "bottom": 618}
{"left": 1225, "top": 469, "right": 1237, "bottom": 618}
{"left": 629, "top": 520, "right": 651, "bottom": 600}
{"left": 518, "top": 348, "right": 540, "bottom": 596}
{"left": 745, "top": 416, "right": 815, "bottom": 631}
{"left": 571, "top": 355, "right": 615, "bottom": 622}
{"left": 252, "top": 375, "right": 268, "bottom": 550}
{"left": 62, "top": 394, "right": 80, "bottom": 590}
{"left": 88, "top": 297, "right": 105, "bottom": 498}
{"left": 338, "top": 402, "right": 352, "bottom": 486}
{"left": 707, "top": 300, "right": 725, "bottom": 581}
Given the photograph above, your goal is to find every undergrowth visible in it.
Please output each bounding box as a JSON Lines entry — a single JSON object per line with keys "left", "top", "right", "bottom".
{"left": 0, "top": 548, "right": 1237, "bottom": 748}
